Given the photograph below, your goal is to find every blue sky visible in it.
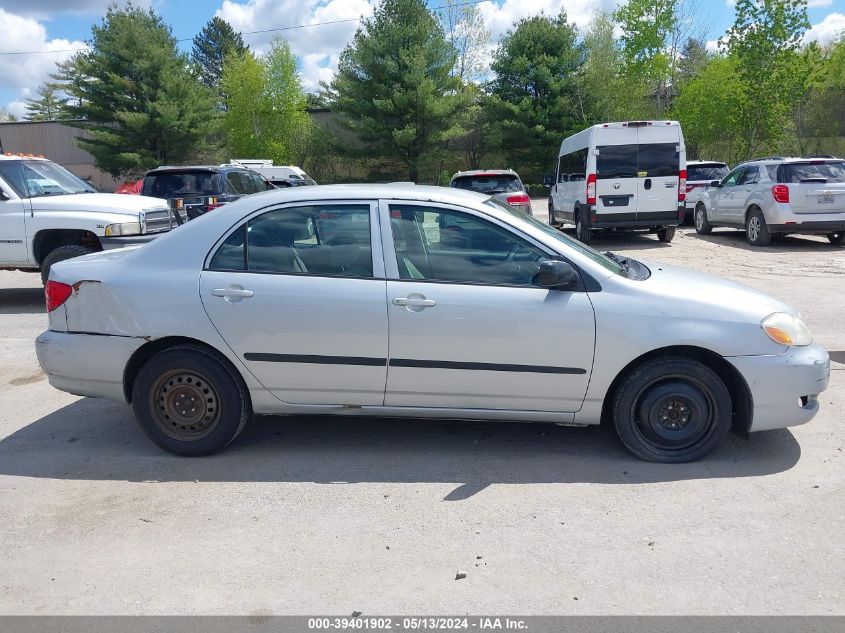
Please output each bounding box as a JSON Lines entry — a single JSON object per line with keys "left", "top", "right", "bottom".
{"left": 1, "top": 0, "right": 844, "bottom": 117}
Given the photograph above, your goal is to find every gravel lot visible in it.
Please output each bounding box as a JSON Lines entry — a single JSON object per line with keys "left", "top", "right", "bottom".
{"left": 0, "top": 199, "right": 843, "bottom": 615}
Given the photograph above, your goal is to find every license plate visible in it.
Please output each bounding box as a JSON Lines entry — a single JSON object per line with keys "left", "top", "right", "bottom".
{"left": 819, "top": 194, "right": 834, "bottom": 204}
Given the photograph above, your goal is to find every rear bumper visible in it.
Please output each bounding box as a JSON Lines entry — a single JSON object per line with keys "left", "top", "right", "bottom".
{"left": 591, "top": 207, "right": 683, "bottom": 229}
{"left": 35, "top": 330, "right": 144, "bottom": 402}
{"left": 768, "top": 220, "right": 845, "bottom": 234}
{"left": 727, "top": 343, "right": 830, "bottom": 432}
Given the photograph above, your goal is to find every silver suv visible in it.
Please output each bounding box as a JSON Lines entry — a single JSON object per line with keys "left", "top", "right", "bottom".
{"left": 449, "top": 169, "right": 532, "bottom": 215}
{"left": 693, "top": 157, "right": 845, "bottom": 246}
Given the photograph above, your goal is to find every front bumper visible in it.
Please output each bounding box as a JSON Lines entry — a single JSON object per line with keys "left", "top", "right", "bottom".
{"left": 727, "top": 343, "right": 830, "bottom": 432}
{"left": 35, "top": 330, "right": 145, "bottom": 402}
{"left": 100, "top": 233, "right": 162, "bottom": 250}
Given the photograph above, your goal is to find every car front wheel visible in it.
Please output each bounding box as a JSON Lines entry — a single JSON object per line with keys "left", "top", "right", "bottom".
{"left": 132, "top": 344, "right": 252, "bottom": 456}
{"left": 694, "top": 204, "right": 712, "bottom": 235}
{"left": 612, "top": 357, "right": 732, "bottom": 463}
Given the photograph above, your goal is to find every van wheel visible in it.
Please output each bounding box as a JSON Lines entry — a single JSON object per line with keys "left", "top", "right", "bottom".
{"left": 40, "top": 244, "right": 95, "bottom": 284}
{"left": 548, "top": 198, "right": 558, "bottom": 227}
{"left": 694, "top": 204, "right": 712, "bottom": 235}
{"left": 575, "top": 210, "right": 592, "bottom": 243}
{"left": 612, "top": 357, "right": 732, "bottom": 463}
{"left": 656, "top": 226, "right": 675, "bottom": 243}
{"left": 746, "top": 208, "right": 772, "bottom": 246}
{"left": 829, "top": 232, "right": 844, "bottom": 245}
{"left": 132, "top": 345, "right": 252, "bottom": 456}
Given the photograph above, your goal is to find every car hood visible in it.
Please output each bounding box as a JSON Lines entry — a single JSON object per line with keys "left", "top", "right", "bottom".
{"left": 637, "top": 260, "right": 796, "bottom": 319}
{"left": 28, "top": 193, "right": 168, "bottom": 218}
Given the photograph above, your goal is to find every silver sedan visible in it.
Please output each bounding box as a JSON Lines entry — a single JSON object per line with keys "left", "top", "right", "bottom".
{"left": 35, "top": 185, "right": 830, "bottom": 462}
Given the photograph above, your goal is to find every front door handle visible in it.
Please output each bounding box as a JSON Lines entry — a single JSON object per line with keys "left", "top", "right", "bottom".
{"left": 211, "top": 287, "right": 254, "bottom": 302}
{"left": 393, "top": 297, "right": 436, "bottom": 307}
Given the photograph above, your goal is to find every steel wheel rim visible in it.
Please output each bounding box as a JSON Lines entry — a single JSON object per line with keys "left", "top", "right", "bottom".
{"left": 748, "top": 216, "right": 760, "bottom": 240}
{"left": 148, "top": 369, "right": 221, "bottom": 441}
{"left": 629, "top": 375, "right": 717, "bottom": 453}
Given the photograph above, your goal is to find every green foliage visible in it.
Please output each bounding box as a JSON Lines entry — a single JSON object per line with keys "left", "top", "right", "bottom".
{"left": 62, "top": 3, "right": 218, "bottom": 178}
{"left": 24, "top": 83, "right": 69, "bottom": 121}
{"left": 486, "top": 11, "right": 585, "bottom": 179}
{"left": 221, "top": 38, "right": 311, "bottom": 164}
{"left": 191, "top": 16, "right": 247, "bottom": 99}
{"left": 330, "top": 0, "right": 469, "bottom": 181}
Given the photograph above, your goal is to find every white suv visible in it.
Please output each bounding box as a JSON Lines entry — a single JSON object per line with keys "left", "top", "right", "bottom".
{"left": 693, "top": 157, "right": 845, "bottom": 246}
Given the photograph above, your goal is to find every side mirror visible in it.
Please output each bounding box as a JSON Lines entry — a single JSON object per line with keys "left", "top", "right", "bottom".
{"left": 0, "top": 189, "right": 8, "bottom": 201}
{"left": 710, "top": 180, "right": 722, "bottom": 188}
{"left": 534, "top": 260, "right": 578, "bottom": 289}
{"left": 543, "top": 173, "right": 553, "bottom": 188}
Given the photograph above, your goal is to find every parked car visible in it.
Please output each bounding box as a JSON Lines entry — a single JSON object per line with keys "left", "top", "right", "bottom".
{"left": 683, "top": 160, "right": 729, "bottom": 223}
{"left": 114, "top": 179, "right": 143, "bottom": 195}
{"left": 450, "top": 169, "right": 532, "bottom": 215}
{"left": 227, "top": 159, "right": 317, "bottom": 187}
{"left": 694, "top": 157, "right": 845, "bottom": 246}
{"left": 36, "top": 185, "right": 829, "bottom": 463}
{"left": 0, "top": 154, "right": 173, "bottom": 283}
{"left": 546, "top": 121, "right": 686, "bottom": 243}
{"left": 141, "top": 164, "right": 272, "bottom": 220}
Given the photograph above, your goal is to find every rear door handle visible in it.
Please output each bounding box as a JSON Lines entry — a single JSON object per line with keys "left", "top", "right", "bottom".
{"left": 211, "top": 287, "right": 254, "bottom": 302}
{"left": 392, "top": 297, "right": 436, "bottom": 307}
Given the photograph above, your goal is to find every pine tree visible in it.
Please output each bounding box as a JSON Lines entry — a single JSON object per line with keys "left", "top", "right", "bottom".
{"left": 24, "top": 83, "right": 69, "bottom": 121}
{"left": 191, "top": 16, "right": 247, "bottom": 101}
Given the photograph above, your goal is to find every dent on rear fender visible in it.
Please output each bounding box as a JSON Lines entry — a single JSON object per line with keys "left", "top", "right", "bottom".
{"left": 64, "top": 280, "right": 146, "bottom": 337}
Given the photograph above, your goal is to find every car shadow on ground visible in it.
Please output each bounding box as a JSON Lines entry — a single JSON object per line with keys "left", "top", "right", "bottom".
{"left": 0, "top": 287, "right": 44, "bottom": 315}
{"left": 557, "top": 228, "right": 673, "bottom": 251}
{"left": 690, "top": 229, "right": 843, "bottom": 253}
{"left": 0, "top": 398, "right": 802, "bottom": 498}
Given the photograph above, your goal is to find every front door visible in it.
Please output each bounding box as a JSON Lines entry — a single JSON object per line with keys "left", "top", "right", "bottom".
{"left": 0, "top": 165, "right": 30, "bottom": 264}
{"left": 382, "top": 202, "right": 595, "bottom": 412}
{"left": 710, "top": 166, "right": 743, "bottom": 222}
{"left": 199, "top": 201, "right": 388, "bottom": 406}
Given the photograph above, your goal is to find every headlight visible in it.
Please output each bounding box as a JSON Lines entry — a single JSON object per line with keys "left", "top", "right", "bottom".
{"left": 104, "top": 222, "right": 142, "bottom": 237}
{"left": 761, "top": 312, "right": 813, "bottom": 346}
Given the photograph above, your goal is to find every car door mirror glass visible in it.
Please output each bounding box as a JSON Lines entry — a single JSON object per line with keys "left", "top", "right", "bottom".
{"left": 710, "top": 180, "right": 722, "bottom": 188}
{"left": 534, "top": 260, "right": 578, "bottom": 289}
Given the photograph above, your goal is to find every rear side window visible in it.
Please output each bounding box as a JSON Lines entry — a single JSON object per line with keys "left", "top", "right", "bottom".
{"left": 451, "top": 174, "right": 523, "bottom": 194}
{"left": 687, "top": 164, "right": 729, "bottom": 182}
{"left": 776, "top": 162, "right": 845, "bottom": 184}
{"left": 558, "top": 149, "right": 587, "bottom": 182}
{"left": 143, "top": 171, "right": 220, "bottom": 198}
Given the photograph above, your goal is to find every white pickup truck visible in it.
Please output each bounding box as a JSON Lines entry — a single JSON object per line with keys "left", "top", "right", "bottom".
{"left": 0, "top": 154, "right": 175, "bottom": 282}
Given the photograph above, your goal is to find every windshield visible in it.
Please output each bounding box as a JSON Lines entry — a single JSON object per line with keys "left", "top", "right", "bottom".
{"left": 688, "top": 164, "right": 729, "bottom": 182}
{"left": 452, "top": 174, "right": 523, "bottom": 194}
{"left": 483, "top": 198, "right": 625, "bottom": 276}
{"left": 776, "top": 162, "right": 845, "bottom": 184}
{"left": 14, "top": 160, "right": 95, "bottom": 197}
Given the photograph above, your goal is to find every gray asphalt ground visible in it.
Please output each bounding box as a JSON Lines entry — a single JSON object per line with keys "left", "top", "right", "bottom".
{"left": 0, "top": 199, "right": 842, "bottom": 615}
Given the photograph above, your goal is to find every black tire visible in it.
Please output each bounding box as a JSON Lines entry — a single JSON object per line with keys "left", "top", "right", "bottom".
{"left": 693, "top": 204, "right": 712, "bottom": 235}
{"left": 548, "top": 198, "right": 557, "bottom": 227}
{"left": 612, "top": 357, "right": 732, "bottom": 463}
{"left": 656, "top": 226, "right": 675, "bottom": 243}
{"left": 745, "top": 208, "right": 772, "bottom": 246}
{"left": 575, "top": 209, "right": 592, "bottom": 244}
{"left": 132, "top": 344, "right": 252, "bottom": 456}
{"left": 40, "top": 244, "right": 95, "bottom": 284}
{"left": 828, "top": 231, "right": 844, "bottom": 245}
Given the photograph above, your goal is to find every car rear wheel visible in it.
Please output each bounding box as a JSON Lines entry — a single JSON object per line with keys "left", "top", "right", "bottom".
{"left": 694, "top": 204, "right": 712, "bottom": 235}
{"left": 132, "top": 344, "right": 252, "bottom": 456}
{"left": 575, "top": 209, "right": 592, "bottom": 243}
{"left": 746, "top": 208, "right": 772, "bottom": 246}
{"left": 40, "top": 244, "right": 95, "bottom": 284}
{"left": 656, "top": 226, "right": 675, "bottom": 243}
{"left": 612, "top": 357, "right": 732, "bottom": 463}
{"left": 829, "top": 231, "right": 844, "bottom": 245}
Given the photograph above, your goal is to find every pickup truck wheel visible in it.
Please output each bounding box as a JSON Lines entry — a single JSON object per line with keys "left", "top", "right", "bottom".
{"left": 612, "top": 357, "right": 732, "bottom": 463}
{"left": 575, "top": 210, "right": 592, "bottom": 243}
{"left": 656, "top": 226, "right": 675, "bottom": 243}
{"left": 40, "top": 244, "right": 95, "bottom": 284}
{"left": 132, "top": 345, "right": 252, "bottom": 456}
{"left": 746, "top": 208, "right": 772, "bottom": 246}
{"left": 694, "top": 204, "right": 712, "bottom": 235}
{"left": 829, "top": 231, "right": 844, "bottom": 245}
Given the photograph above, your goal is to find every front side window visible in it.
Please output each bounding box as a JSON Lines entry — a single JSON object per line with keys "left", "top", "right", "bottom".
{"left": 389, "top": 204, "right": 548, "bottom": 286}
{"left": 208, "top": 204, "right": 373, "bottom": 278}
{"left": 0, "top": 162, "right": 27, "bottom": 197}
{"left": 722, "top": 167, "right": 744, "bottom": 187}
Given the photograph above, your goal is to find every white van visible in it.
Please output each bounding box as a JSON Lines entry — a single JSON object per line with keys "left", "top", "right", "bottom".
{"left": 546, "top": 121, "right": 687, "bottom": 243}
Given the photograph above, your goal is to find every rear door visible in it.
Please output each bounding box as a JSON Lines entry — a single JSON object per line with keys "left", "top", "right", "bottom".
{"left": 635, "top": 127, "right": 681, "bottom": 220}
{"left": 776, "top": 161, "right": 845, "bottom": 215}
{"left": 595, "top": 127, "right": 638, "bottom": 221}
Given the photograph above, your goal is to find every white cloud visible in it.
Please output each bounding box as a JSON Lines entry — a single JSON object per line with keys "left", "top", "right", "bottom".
{"left": 804, "top": 12, "right": 845, "bottom": 45}
{"left": 0, "top": 8, "right": 88, "bottom": 118}
{"left": 0, "top": 0, "right": 151, "bottom": 20}
{"left": 6, "top": 100, "right": 28, "bottom": 119}
{"left": 808, "top": 0, "right": 834, "bottom": 8}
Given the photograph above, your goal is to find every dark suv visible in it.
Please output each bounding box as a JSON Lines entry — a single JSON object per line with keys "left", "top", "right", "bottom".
{"left": 141, "top": 165, "right": 271, "bottom": 220}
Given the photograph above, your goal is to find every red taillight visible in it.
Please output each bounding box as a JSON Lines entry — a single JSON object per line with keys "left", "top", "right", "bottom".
{"left": 678, "top": 169, "right": 687, "bottom": 202}
{"left": 586, "top": 174, "right": 596, "bottom": 205}
{"left": 206, "top": 203, "right": 223, "bottom": 211}
{"left": 772, "top": 184, "right": 790, "bottom": 204}
{"left": 506, "top": 193, "right": 531, "bottom": 207}
{"left": 45, "top": 280, "right": 72, "bottom": 312}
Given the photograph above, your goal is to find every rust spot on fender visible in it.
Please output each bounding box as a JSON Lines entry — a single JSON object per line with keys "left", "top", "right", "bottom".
{"left": 71, "top": 280, "right": 102, "bottom": 293}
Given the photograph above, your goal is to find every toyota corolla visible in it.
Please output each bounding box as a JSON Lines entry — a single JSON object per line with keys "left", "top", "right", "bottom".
{"left": 35, "top": 185, "right": 830, "bottom": 462}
